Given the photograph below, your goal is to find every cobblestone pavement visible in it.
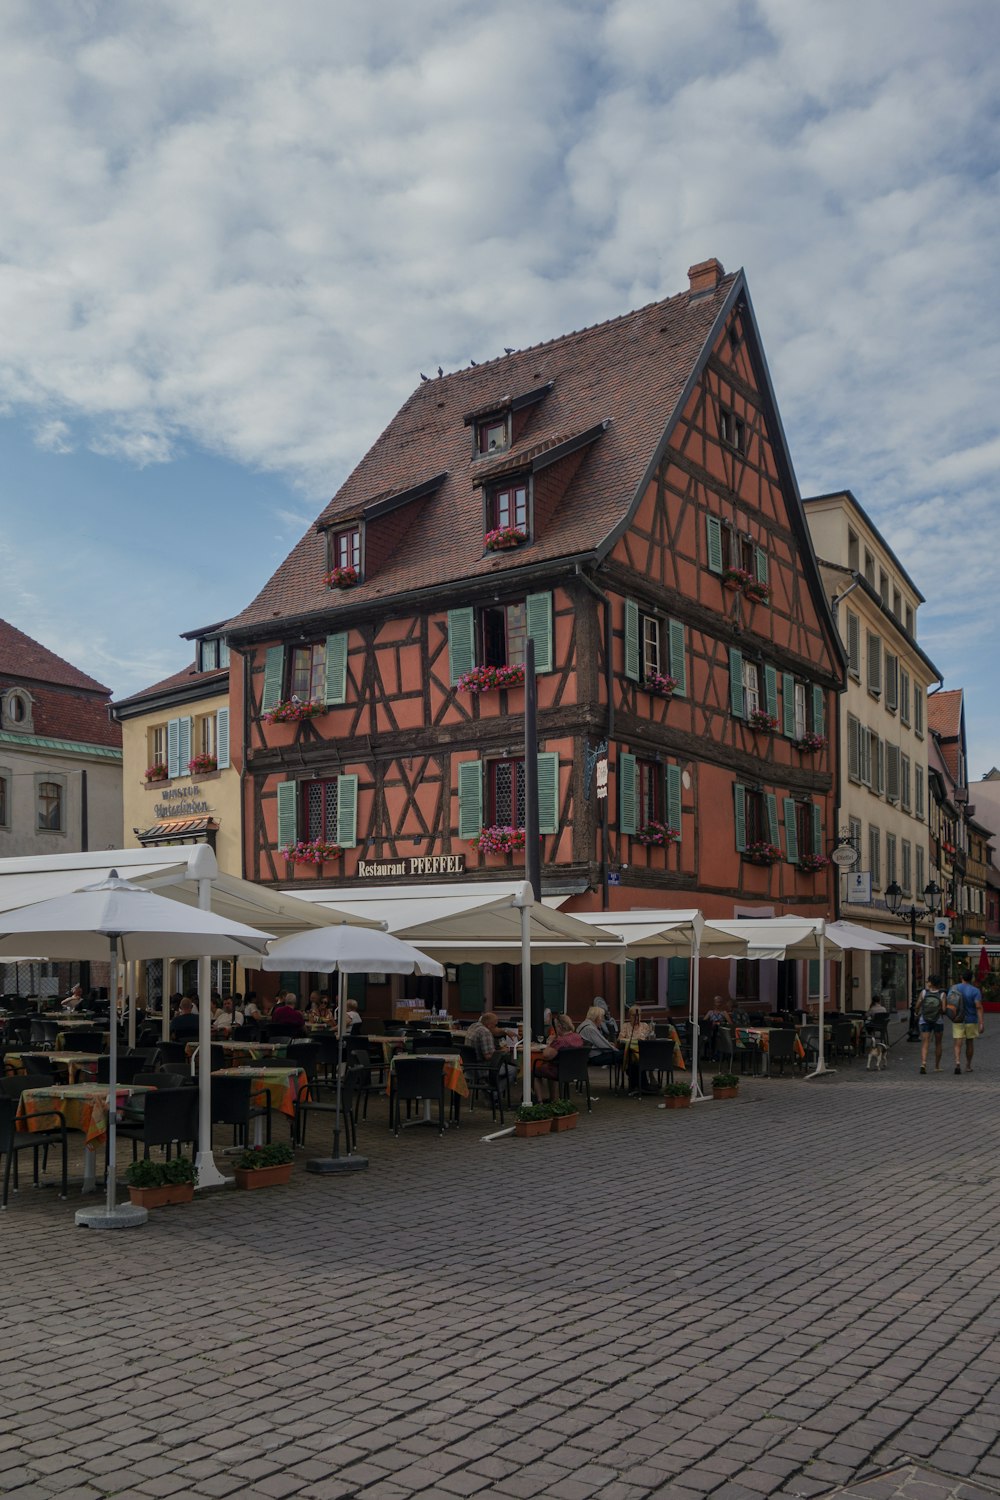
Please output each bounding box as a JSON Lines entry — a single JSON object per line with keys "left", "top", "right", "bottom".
{"left": 5, "top": 1026, "right": 1000, "bottom": 1499}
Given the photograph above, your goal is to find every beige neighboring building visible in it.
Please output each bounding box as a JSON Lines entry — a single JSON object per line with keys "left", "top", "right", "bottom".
{"left": 803, "top": 491, "right": 941, "bottom": 1008}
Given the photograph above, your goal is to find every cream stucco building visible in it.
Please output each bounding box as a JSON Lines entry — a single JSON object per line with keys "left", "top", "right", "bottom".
{"left": 803, "top": 492, "right": 941, "bottom": 1008}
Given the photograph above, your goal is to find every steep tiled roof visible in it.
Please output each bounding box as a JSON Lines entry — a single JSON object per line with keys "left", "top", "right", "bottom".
{"left": 0, "top": 619, "right": 111, "bottom": 694}
{"left": 927, "top": 689, "right": 963, "bottom": 740}
{"left": 28, "top": 686, "right": 121, "bottom": 750}
{"left": 112, "top": 662, "right": 229, "bottom": 711}
{"left": 228, "top": 271, "right": 739, "bottom": 632}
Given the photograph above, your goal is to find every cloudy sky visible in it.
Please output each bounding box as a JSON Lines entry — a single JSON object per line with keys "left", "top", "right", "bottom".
{"left": 1, "top": 1, "right": 997, "bottom": 772}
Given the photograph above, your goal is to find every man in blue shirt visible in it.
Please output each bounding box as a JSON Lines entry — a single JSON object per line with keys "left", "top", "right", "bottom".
{"left": 948, "top": 970, "right": 984, "bottom": 1074}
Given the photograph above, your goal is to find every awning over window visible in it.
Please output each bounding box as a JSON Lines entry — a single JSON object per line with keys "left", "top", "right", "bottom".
{"left": 135, "top": 817, "right": 219, "bottom": 846}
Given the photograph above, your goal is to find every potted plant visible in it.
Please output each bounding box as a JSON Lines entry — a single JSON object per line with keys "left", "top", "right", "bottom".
{"left": 744, "top": 580, "right": 771, "bottom": 603}
{"left": 743, "top": 841, "right": 782, "bottom": 867}
{"left": 187, "top": 753, "right": 217, "bottom": 775}
{"left": 484, "top": 525, "right": 527, "bottom": 552}
{"left": 456, "top": 663, "right": 526, "bottom": 694}
{"left": 643, "top": 671, "right": 677, "bottom": 698}
{"left": 262, "top": 698, "right": 326, "bottom": 725}
{"left": 324, "top": 565, "right": 359, "bottom": 589}
{"left": 548, "top": 1097, "right": 579, "bottom": 1132}
{"left": 747, "top": 709, "right": 780, "bottom": 733}
{"left": 722, "top": 566, "right": 753, "bottom": 591}
{"left": 659, "top": 1082, "right": 692, "bottom": 1110}
{"left": 233, "top": 1141, "right": 295, "bottom": 1189}
{"left": 514, "top": 1103, "right": 553, "bottom": 1137}
{"left": 798, "top": 852, "right": 829, "bottom": 873}
{"left": 792, "top": 731, "right": 827, "bottom": 754}
{"left": 144, "top": 763, "right": 168, "bottom": 783}
{"left": 125, "top": 1156, "right": 196, "bottom": 1207}
{"left": 712, "top": 1073, "right": 740, "bottom": 1100}
{"left": 282, "top": 838, "right": 343, "bottom": 866}
{"left": 635, "top": 821, "right": 680, "bottom": 848}
{"left": 471, "top": 825, "right": 527, "bottom": 856}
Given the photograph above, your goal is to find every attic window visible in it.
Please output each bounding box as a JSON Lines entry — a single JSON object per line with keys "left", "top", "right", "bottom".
{"left": 331, "top": 526, "right": 361, "bottom": 573}
{"left": 720, "top": 407, "right": 745, "bottom": 453}
{"left": 489, "top": 479, "right": 528, "bottom": 535}
{"left": 476, "top": 414, "right": 509, "bottom": 457}
{"left": 198, "top": 637, "right": 230, "bottom": 672}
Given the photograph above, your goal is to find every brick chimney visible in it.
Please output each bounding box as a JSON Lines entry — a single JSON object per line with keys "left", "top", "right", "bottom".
{"left": 687, "top": 258, "right": 725, "bottom": 297}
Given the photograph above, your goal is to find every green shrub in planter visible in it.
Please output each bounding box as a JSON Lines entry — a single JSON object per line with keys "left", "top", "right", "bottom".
{"left": 235, "top": 1142, "right": 294, "bottom": 1171}
{"left": 547, "top": 1098, "right": 578, "bottom": 1116}
{"left": 515, "top": 1103, "right": 554, "bottom": 1122}
{"left": 662, "top": 1082, "right": 692, "bottom": 1098}
{"left": 711, "top": 1074, "right": 739, "bottom": 1089}
{"left": 162, "top": 1157, "right": 196, "bottom": 1185}
{"left": 125, "top": 1158, "right": 166, "bottom": 1188}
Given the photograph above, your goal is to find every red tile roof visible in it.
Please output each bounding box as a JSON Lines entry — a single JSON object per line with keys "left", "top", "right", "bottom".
{"left": 0, "top": 619, "right": 111, "bottom": 694}
{"left": 228, "top": 271, "right": 739, "bottom": 632}
{"left": 27, "top": 686, "right": 121, "bottom": 750}
{"left": 927, "top": 688, "right": 963, "bottom": 740}
{"left": 112, "top": 662, "right": 229, "bottom": 711}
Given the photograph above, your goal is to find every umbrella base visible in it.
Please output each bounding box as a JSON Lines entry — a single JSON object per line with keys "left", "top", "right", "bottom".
{"left": 76, "top": 1204, "right": 148, "bottom": 1230}
{"left": 306, "top": 1155, "right": 369, "bottom": 1175}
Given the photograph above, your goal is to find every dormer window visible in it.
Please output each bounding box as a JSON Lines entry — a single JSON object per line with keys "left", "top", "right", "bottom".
{"left": 1, "top": 689, "right": 34, "bottom": 733}
{"left": 490, "top": 480, "right": 528, "bottom": 534}
{"left": 198, "top": 636, "right": 230, "bottom": 672}
{"left": 476, "top": 413, "right": 509, "bottom": 456}
{"left": 331, "top": 526, "right": 361, "bottom": 573}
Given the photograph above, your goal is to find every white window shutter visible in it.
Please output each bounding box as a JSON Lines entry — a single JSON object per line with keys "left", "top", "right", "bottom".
{"left": 167, "top": 718, "right": 180, "bottom": 779}
{"left": 216, "top": 708, "right": 230, "bottom": 770}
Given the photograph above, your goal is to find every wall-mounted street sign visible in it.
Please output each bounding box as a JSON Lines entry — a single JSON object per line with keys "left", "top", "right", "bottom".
{"left": 831, "top": 843, "right": 859, "bottom": 869}
{"left": 595, "top": 757, "right": 608, "bottom": 801}
{"left": 846, "top": 870, "right": 872, "bottom": 903}
{"left": 934, "top": 916, "right": 951, "bottom": 939}
{"left": 358, "top": 854, "right": 466, "bottom": 879}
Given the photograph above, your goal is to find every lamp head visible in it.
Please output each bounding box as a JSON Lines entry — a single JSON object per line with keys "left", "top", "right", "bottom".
{"left": 885, "top": 881, "right": 903, "bottom": 916}
{"left": 923, "top": 881, "right": 941, "bottom": 915}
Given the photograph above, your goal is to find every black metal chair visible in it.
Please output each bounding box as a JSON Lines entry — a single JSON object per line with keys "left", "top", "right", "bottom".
{"left": 230, "top": 1023, "right": 260, "bottom": 1041}
{"left": 555, "top": 1047, "right": 592, "bottom": 1112}
{"left": 831, "top": 1023, "right": 856, "bottom": 1061}
{"left": 411, "top": 1035, "right": 451, "bottom": 1053}
{"left": 11, "top": 1053, "right": 56, "bottom": 1080}
{"left": 154, "top": 1041, "right": 189, "bottom": 1066}
{"left": 0, "top": 1094, "right": 67, "bottom": 1209}
{"left": 765, "top": 1029, "right": 797, "bottom": 1076}
{"left": 294, "top": 1064, "right": 365, "bottom": 1151}
{"left": 117, "top": 1089, "right": 199, "bottom": 1162}
{"left": 132, "top": 1071, "right": 191, "bottom": 1090}
{"left": 390, "top": 1057, "right": 446, "bottom": 1136}
{"left": 636, "top": 1039, "right": 676, "bottom": 1092}
{"left": 96, "top": 1054, "right": 149, "bottom": 1085}
{"left": 464, "top": 1050, "right": 507, "bottom": 1125}
{"left": 347, "top": 1044, "right": 383, "bottom": 1120}
{"left": 210, "top": 1075, "right": 271, "bottom": 1147}
{"left": 29, "top": 1019, "right": 50, "bottom": 1050}
{"left": 69, "top": 1029, "right": 107, "bottom": 1053}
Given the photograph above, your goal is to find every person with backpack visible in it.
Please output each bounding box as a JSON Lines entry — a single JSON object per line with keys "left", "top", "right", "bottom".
{"left": 947, "top": 969, "right": 984, "bottom": 1074}
{"left": 916, "top": 973, "right": 947, "bottom": 1073}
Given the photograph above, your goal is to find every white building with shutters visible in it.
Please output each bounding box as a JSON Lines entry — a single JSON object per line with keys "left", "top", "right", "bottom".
{"left": 803, "top": 491, "right": 941, "bottom": 1005}
{"left": 112, "top": 621, "right": 240, "bottom": 877}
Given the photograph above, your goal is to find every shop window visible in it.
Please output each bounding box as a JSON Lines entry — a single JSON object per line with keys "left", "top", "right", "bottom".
{"left": 288, "top": 643, "right": 326, "bottom": 701}
{"left": 490, "top": 758, "right": 526, "bottom": 826}
{"left": 37, "top": 779, "right": 64, "bottom": 832}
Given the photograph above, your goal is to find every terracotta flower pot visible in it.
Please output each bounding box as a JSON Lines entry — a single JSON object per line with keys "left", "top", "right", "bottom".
{"left": 550, "top": 1112, "right": 578, "bottom": 1131}
{"left": 660, "top": 1096, "right": 691, "bottom": 1110}
{"left": 234, "top": 1163, "right": 293, "bottom": 1189}
{"left": 128, "top": 1184, "right": 194, "bottom": 1208}
{"left": 514, "top": 1118, "right": 552, "bottom": 1137}
{"left": 712, "top": 1087, "right": 739, "bottom": 1100}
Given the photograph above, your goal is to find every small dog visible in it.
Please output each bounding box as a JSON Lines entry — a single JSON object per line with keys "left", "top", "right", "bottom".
{"left": 866, "top": 1036, "right": 889, "bottom": 1071}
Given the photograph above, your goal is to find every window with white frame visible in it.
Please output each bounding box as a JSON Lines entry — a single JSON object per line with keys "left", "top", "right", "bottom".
{"left": 742, "top": 659, "right": 760, "bottom": 717}
{"left": 641, "top": 614, "right": 661, "bottom": 680}
{"left": 794, "top": 682, "right": 807, "bottom": 741}
{"left": 37, "top": 778, "right": 64, "bottom": 832}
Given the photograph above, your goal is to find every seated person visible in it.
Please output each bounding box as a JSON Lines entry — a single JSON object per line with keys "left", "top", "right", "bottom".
{"left": 532, "top": 1013, "right": 585, "bottom": 1102}
{"left": 61, "top": 984, "right": 86, "bottom": 1012}
{"left": 271, "top": 992, "right": 305, "bottom": 1031}
{"left": 617, "top": 1004, "right": 654, "bottom": 1092}
{"left": 578, "top": 1006, "right": 623, "bottom": 1074}
{"left": 464, "top": 1010, "right": 517, "bottom": 1084}
{"left": 212, "top": 997, "right": 244, "bottom": 1032}
{"left": 169, "top": 996, "right": 200, "bottom": 1041}
{"left": 306, "top": 995, "right": 333, "bottom": 1025}
{"left": 343, "top": 997, "right": 363, "bottom": 1032}
{"left": 592, "top": 996, "right": 619, "bottom": 1042}
{"left": 867, "top": 996, "right": 888, "bottom": 1017}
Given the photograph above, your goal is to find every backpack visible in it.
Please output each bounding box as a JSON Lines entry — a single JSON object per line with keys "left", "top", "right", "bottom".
{"left": 919, "top": 989, "right": 943, "bottom": 1024}
{"left": 945, "top": 986, "right": 965, "bottom": 1022}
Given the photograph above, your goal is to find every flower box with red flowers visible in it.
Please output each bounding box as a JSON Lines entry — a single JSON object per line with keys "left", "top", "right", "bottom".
{"left": 187, "top": 754, "right": 217, "bottom": 775}
{"left": 324, "top": 566, "right": 358, "bottom": 589}
{"left": 798, "top": 853, "right": 829, "bottom": 873}
{"left": 743, "top": 841, "right": 782, "bottom": 867}
{"left": 792, "top": 732, "right": 827, "bottom": 753}
{"left": 723, "top": 567, "right": 753, "bottom": 590}
{"left": 282, "top": 838, "right": 343, "bottom": 866}
{"left": 747, "top": 710, "right": 780, "bottom": 733}
{"left": 456, "top": 663, "right": 525, "bottom": 694}
{"left": 262, "top": 698, "right": 326, "bottom": 725}
{"left": 744, "top": 580, "right": 771, "bottom": 603}
{"left": 484, "top": 526, "right": 527, "bottom": 552}
{"left": 470, "top": 826, "right": 527, "bottom": 856}
{"left": 635, "top": 822, "right": 680, "bottom": 848}
{"left": 643, "top": 671, "right": 677, "bottom": 698}
{"left": 144, "top": 764, "right": 168, "bottom": 783}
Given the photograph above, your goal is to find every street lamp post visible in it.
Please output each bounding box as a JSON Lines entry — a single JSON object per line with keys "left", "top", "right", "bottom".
{"left": 885, "top": 880, "right": 941, "bottom": 1042}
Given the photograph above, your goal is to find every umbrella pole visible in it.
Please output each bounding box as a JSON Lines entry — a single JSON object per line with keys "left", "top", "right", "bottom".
{"left": 483, "top": 894, "right": 531, "bottom": 1140}
{"left": 195, "top": 878, "right": 229, "bottom": 1189}
{"left": 689, "top": 920, "right": 706, "bottom": 1101}
{"left": 307, "top": 964, "right": 368, "bottom": 1174}
{"left": 805, "top": 927, "right": 835, "bottom": 1079}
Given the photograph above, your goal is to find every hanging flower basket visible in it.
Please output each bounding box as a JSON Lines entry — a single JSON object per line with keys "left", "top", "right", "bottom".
{"left": 283, "top": 839, "right": 343, "bottom": 866}
{"left": 747, "top": 710, "right": 780, "bottom": 733}
{"left": 484, "top": 525, "right": 527, "bottom": 552}
{"left": 743, "top": 842, "right": 782, "bottom": 867}
{"left": 470, "top": 826, "right": 526, "bottom": 856}
{"left": 723, "top": 567, "right": 753, "bottom": 590}
{"left": 187, "top": 754, "right": 217, "bottom": 775}
{"left": 635, "top": 822, "right": 680, "bottom": 848}
{"left": 324, "top": 566, "right": 358, "bottom": 589}
{"left": 744, "top": 581, "right": 771, "bottom": 603}
{"left": 456, "top": 663, "right": 525, "bottom": 694}
{"left": 144, "top": 764, "right": 168, "bottom": 783}
{"left": 798, "top": 853, "right": 829, "bottom": 873}
{"left": 643, "top": 671, "right": 677, "bottom": 698}
{"left": 792, "top": 732, "right": 827, "bottom": 753}
{"left": 262, "top": 698, "right": 325, "bottom": 725}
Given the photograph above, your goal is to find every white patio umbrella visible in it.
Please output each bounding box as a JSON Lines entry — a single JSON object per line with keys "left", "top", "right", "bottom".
{"left": 259, "top": 923, "right": 444, "bottom": 1174}
{"left": 0, "top": 871, "right": 273, "bottom": 1228}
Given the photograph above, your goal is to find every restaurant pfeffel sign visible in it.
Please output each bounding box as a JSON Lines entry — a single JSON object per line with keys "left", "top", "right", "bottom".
{"left": 358, "top": 855, "right": 466, "bottom": 879}
{"left": 153, "top": 784, "right": 212, "bottom": 817}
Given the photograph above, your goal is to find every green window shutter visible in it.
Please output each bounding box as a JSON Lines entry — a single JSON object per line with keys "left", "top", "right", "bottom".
{"left": 458, "top": 760, "right": 483, "bottom": 840}
{"left": 447, "top": 607, "right": 476, "bottom": 685}
{"left": 847, "top": 611, "right": 860, "bottom": 674}
{"left": 167, "top": 718, "right": 180, "bottom": 778}
{"left": 536, "top": 751, "right": 560, "bottom": 835}
{"left": 765, "top": 793, "right": 780, "bottom": 849}
{"left": 755, "top": 547, "right": 768, "bottom": 584}
{"left": 734, "top": 783, "right": 747, "bottom": 852}
{"left": 667, "top": 957, "right": 690, "bottom": 1007}
{"left": 783, "top": 798, "right": 799, "bottom": 863}
{"left": 619, "top": 751, "right": 637, "bottom": 836}
{"left": 764, "top": 665, "right": 778, "bottom": 719}
{"left": 261, "top": 646, "right": 284, "bottom": 712}
{"left": 706, "top": 515, "right": 723, "bottom": 573}
{"left": 336, "top": 773, "right": 359, "bottom": 848}
{"left": 624, "top": 598, "right": 639, "bottom": 682}
{"left": 668, "top": 619, "right": 687, "bottom": 696}
{"left": 782, "top": 673, "right": 796, "bottom": 737}
{"left": 346, "top": 974, "right": 366, "bottom": 1008}
{"left": 325, "top": 633, "right": 348, "bottom": 705}
{"left": 177, "top": 716, "right": 192, "bottom": 774}
{"left": 811, "top": 684, "right": 825, "bottom": 738}
{"left": 541, "top": 963, "right": 565, "bottom": 1014}
{"left": 625, "top": 959, "right": 636, "bottom": 1008}
{"left": 276, "top": 780, "right": 298, "bottom": 850}
{"left": 729, "top": 648, "right": 745, "bottom": 718}
{"left": 216, "top": 708, "right": 230, "bottom": 771}
{"left": 812, "top": 803, "right": 823, "bottom": 858}
{"left": 666, "top": 764, "right": 682, "bottom": 838}
{"left": 808, "top": 959, "right": 820, "bottom": 996}
{"left": 457, "top": 964, "right": 485, "bottom": 1013}
{"left": 526, "top": 592, "right": 553, "bottom": 674}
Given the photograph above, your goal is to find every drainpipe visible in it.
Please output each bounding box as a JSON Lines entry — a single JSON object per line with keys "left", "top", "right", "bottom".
{"left": 828, "top": 579, "right": 862, "bottom": 923}
{"left": 575, "top": 568, "right": 614, "bottom": 917}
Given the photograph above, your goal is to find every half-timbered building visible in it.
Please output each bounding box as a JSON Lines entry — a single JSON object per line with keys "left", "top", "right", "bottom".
{"left": 226, "top": 259, "right": 845, "bottom": 1014}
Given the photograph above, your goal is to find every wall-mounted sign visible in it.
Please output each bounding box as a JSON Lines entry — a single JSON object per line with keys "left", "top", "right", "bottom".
{"left": 154, "top": 784, "right": 211, "bottom": 817}
{"left": 595, "top": 757, "right": 608, "bottom": 801}
{"left": 607, "top": 871, "right": 621, "bottom": 886}
{"left": 831, "top": 843, "right": 859, "bottom": 869}
{"left": 845, "top": 870, "right": 872, "bottom": 903}
{"left": 934, "top": 916, "right": 951, "bottom": 939}
{"left": 358, "top": 854, "right": 466, "bottom": 880}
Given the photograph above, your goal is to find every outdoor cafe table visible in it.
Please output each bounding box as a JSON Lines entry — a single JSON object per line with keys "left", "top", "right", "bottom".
{"left": 5, "top": 1051, "right": 101, "bottom": 1084}
{"left": 186, "top": 1039, "right": 288, "bottom": 1072}
{"left": 211, "top": 1066, "right": 308, "bottom": 1143}
{"left": 385, "top": 1051, "right": 469, "bottom": 1127}
{"left": 16, "top": 1083, "right": 155, "bottom": 1193}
